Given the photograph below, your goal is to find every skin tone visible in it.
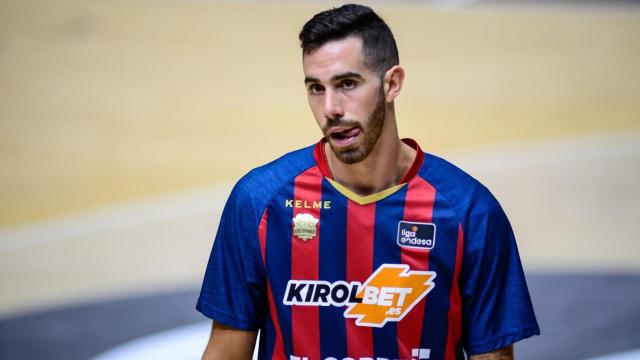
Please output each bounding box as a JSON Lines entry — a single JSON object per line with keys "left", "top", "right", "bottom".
{"left": 201, "top": 36, "right": 514, "bottom": 360}
{"left": 303, "top": 36, "right": 414, "bottom": 196}
{"left": 472, "top": 345, "right": 515, "bottom": 360}
{"left": 202, "top": 322, "right": 255, "bottom": 360}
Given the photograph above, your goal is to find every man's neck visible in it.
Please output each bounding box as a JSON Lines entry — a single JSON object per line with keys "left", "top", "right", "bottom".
{"left": 325, "top": 130, "right": 416, "bottom": 197}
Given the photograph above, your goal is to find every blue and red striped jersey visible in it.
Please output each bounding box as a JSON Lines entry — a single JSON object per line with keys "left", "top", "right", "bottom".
{"left": 197, "top": 139, "right": 539, "bottom": 359}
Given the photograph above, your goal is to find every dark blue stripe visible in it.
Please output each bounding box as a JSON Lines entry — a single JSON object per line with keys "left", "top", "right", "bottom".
{"left": 420, "top": 190, "right": 459, "bottom": 358}
{"left": 260, "top": 213, "right": 275, "bottom": 359}
{"left": 371, "top": 185, "right": 407, "bottom": 358}
{"left": 257, "top": 322, "right": 270, "bottom": 359}
{"left": 265, "top": 182, "right": 295, "bottom": 357}
{"left": 456, "top": 344, "right": 465, "bottom": 360}
{"left": 318, "top": 179, "right": 348, "bottom": 359}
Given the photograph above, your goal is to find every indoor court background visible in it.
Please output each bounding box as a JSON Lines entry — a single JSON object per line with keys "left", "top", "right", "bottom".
{"left": 0, "top": 0, "right": 639, "bottom": 359}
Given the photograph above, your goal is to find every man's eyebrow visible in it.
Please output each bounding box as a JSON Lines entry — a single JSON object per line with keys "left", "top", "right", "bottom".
{"left": 304, "top": 76, "right": 320, "bottom": 85}
{"left": 331, "top": 72, "right": 364, "bottom": 82}
{"left": 304, "top": 72, "right": 364, "bottom": 85}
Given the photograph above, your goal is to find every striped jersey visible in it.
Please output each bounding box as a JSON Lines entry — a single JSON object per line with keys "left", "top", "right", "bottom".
{"left": 197, "top": 139, "right": 539, "bottom": 360}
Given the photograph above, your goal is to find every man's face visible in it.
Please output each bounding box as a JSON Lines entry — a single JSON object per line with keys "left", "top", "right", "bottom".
{"left": 303, "top": 36, "right": 386, "bottom": 164}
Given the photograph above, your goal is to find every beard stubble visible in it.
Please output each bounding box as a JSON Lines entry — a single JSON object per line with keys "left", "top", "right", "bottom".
{"left": 323, "top": 87, "right": 386, "bottom": 164}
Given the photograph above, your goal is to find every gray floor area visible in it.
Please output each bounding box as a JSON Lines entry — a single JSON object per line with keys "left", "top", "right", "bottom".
{"left": 1, "top": 273, "right": 639, "bottom": 360}
{"left": 519, "top": 273, "right": 640, "bottom": 359}
{"left": 0, "top": 288, "right": 203, "bottom": 360}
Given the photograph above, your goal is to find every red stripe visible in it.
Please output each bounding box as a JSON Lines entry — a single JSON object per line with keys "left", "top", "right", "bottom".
{"left": 399, "top": 138, "right": 425, "bottom": 183}
{"left": 290, "top": 167, "right": 323, "bottom": 359}
{"left": 258, "top": 212, "right": 268, "bottom": 265}
{"left": 313, "top": 140, "right": 333, "bottom": 179}
{"left": 444, "top": 225, "right": 464, "bottom": 360}
{"left": 258, "top": 212, "right": 286, "bottom": 360}
{"left": 397, "top": 177, "right": 436, "bottom": 360}
{"left": 345, "top": 201, "right": 376, "bottom": 358}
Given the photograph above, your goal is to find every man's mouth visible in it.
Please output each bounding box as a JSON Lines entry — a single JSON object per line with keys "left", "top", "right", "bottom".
{"left": 328, "top": 126, "right": 361, "bottom": 146}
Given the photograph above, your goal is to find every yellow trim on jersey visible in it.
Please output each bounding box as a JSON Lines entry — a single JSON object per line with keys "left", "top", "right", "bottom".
{"left": 326, "top": 178, "right": 406, "bottom": 205}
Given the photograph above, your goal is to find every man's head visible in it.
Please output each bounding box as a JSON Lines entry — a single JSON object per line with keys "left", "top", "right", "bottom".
{"left": 299, "top": 4, "right": 399, "bottom": 77}
{"left": 299, "top": 4, "right": 404, "bottom": 164}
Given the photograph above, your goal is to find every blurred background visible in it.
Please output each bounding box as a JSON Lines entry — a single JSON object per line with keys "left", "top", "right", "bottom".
{"left": 0, "top": 0, "right": 639, "bottom": 359}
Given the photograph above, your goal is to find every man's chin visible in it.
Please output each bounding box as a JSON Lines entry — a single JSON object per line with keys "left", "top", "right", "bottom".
{"left": 330, "top": 144, "right": 368, "bottom": 164}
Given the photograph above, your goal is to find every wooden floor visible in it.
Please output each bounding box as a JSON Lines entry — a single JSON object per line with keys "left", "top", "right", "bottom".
{"left": 0, "top": 0, "right": 639, "bottom": 317}
{"left": 0, "top": 0, "right": 638, "bottom": 226}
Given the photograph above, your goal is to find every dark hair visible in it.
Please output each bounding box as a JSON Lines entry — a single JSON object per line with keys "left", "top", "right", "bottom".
{"left": 299, "top": 4, "right": 399, "bottom": 76}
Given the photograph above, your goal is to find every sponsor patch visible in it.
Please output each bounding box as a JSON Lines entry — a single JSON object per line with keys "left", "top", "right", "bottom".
{"left": 397, "top": 221, "right": 436, "bottom": 250}
{"left": 283, "top": 264, "right": 436, "bottom": 328}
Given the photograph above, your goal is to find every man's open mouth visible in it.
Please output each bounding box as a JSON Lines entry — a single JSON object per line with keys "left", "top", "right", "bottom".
{"left": 329, "top": 127, "right": 361, "bottom": 145}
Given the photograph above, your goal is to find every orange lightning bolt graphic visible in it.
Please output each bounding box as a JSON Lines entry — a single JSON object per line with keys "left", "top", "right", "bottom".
{"left": 344, "top": 264, "right": 436, "bottom": 327}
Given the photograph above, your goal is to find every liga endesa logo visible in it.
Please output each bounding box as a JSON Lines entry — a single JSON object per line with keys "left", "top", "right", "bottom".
{"left": 284, "top": 264, "right": 436, "bottom": 327}
{"left": 397, "top": 221, "right": 436, "bottom": 250}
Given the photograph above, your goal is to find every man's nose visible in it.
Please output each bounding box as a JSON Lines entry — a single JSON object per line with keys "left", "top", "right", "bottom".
{"left": 323, "top": 90, "right": 344, "bottom": 119}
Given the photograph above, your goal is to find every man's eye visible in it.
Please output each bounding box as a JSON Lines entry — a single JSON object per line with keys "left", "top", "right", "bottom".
{"left": 341, "top": 80, "right": 357, "bottom": 89}
{"left": 309, "top": 84, "right": 324, "bottom": 94}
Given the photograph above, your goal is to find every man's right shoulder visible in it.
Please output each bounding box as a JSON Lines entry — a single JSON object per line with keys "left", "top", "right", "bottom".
{"left": 229, "top": 144, "right": 317, "bottom": 206}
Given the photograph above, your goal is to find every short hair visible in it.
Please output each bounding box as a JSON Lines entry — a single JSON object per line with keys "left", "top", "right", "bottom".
{"left": 299, "top": 4, "right": 399, "bottom": 76}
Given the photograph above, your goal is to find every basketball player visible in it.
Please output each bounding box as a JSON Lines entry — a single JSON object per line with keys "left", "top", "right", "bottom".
{"left": 197, "top": 4, "right": 539, "bottom": 359}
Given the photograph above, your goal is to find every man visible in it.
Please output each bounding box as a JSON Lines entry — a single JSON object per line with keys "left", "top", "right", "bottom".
{"left": 197, "top": 4, "right": 539, "bottom": 360}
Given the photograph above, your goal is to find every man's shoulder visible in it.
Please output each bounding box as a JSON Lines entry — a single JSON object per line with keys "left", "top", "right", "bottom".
{"left": 230, "top": 144, "right": 317, "bottom": 203}
{"left": 419, "top": 152, "right": 502, "bottom": 218}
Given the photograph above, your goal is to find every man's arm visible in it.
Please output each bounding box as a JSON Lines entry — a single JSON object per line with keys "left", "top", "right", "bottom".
{"left": 469, "top": 345, "right": 514, "bottom": 360}
{"left": 201, "top": 321, "right": 257, "bottom": 360}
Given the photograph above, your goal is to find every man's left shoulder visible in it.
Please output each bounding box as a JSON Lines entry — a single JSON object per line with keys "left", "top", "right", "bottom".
{"left": 418, "top": 152, "right": 500, "bottom": 212}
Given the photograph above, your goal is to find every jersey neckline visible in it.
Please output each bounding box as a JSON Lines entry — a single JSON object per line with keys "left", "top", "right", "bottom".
{"left": 312, "top": 138, "right": 425, "bottom": 205}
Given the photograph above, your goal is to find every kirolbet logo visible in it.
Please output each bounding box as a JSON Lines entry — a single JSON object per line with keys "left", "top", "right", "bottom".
{"left": 283, "top": 264, "right": 436, "bottom": 327}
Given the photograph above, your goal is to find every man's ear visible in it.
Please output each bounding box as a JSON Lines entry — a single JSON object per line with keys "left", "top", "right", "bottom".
{"left": 383, "top": 65, "right": 405, "bottom": 103}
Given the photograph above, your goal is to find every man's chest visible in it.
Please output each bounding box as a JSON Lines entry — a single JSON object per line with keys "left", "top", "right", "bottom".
{"left": 258, "top": 177, "right": 463, "bottom": 327}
